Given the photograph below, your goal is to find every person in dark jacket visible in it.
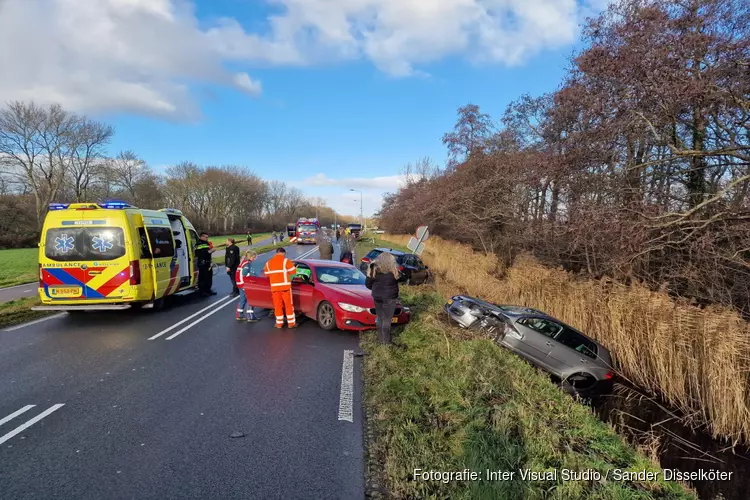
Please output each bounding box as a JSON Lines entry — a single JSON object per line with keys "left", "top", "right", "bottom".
{"left": 318, "top": 233, "right": 334, "bottom": 260}
{"left": 225, "top": 238, "right": 241, "bottom": 296}
{"left": 365, "top": 252, "right": 401, "bottom": 344}
{"left": 196, "top": 233, "right": 217, "bottom": 296}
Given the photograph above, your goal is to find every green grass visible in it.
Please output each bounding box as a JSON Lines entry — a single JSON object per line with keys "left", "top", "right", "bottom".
{"left": 356, "top": 236, "right": 410, "bottom": 258}
{"left": 0, "top": 248, "right": 39, "bottom": 287}
{"left": 363, "top": 286, "right": 696, "bottom": 500}
{"left": 0, "top": 297, "right": 52, "bottom": 329}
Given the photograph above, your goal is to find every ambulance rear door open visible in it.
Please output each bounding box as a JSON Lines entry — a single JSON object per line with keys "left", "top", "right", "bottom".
{"left": 141, "top": 216, "right": 176, "bottom": 299}
{"left": 165, "top": 215, "right": 191, "bottom": 287}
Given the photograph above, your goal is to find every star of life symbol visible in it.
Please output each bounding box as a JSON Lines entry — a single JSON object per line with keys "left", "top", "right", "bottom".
{"left": 92, "top": 235, "right": 113, "bottom": 253}
{"left": 54, "top": 234, "right": 74, "bottom": 253}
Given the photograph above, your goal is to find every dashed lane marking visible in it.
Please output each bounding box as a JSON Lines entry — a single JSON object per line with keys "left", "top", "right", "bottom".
{"left": 148, "top": 295, "right": 234, "bottom": 340}
{"left": 166, "top": 298, "right": 238, "bottom": 340}
{"left": 0, "top": 405, "right": 35, "bottom": 427}
{"left": 0, "top": 404, "right": 65, "bottom": 446}
{"left": 338, "top": 350, "right": 354, "bottom": 423}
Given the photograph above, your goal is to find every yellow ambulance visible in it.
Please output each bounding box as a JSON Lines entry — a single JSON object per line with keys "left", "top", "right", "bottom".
{"left": 33, "top": 202, "right": 200, "bottom": 311}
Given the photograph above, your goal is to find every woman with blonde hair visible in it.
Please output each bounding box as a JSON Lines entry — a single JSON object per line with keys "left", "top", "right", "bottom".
{"left": 365, "top": 252, "right": 401, "bottom": 344}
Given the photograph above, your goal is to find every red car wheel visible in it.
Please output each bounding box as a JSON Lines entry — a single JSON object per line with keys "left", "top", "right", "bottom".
{"left": 317, "top": 301, "right": 337, "bottom": 331}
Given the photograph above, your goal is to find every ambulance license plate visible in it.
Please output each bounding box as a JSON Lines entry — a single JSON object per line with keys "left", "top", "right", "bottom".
{"left": 391, "top": 317, "right": 399, "bottom": 323}
{"left": 49, "top": 286, "right": 82, "bottom": 297}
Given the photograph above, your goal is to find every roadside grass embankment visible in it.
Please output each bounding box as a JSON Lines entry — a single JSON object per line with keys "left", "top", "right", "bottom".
{"left": 0, "top": 297, "right": 50, "bottom": 329}
{"left": 0, "top": 248, "right": 39, "bottom": 288}
{"left": 362, "top": 285, "right": 696, "bottom": 499}
{"left": 378, "top": 234, "right": 750, "bottom": 448}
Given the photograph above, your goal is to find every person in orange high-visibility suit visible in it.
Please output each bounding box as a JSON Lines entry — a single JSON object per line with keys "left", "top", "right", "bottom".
{"left": 263, "top": 247, "right": 298, "bottom": 328}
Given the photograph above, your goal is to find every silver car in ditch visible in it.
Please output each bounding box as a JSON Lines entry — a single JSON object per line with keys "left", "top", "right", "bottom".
{"left": 444, "top": 295, "right": 615, "bottom": 395}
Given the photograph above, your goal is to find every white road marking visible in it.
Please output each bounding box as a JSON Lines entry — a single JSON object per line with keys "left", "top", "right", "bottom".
{"left": 148, "top": 295, "right": 234, "bottom": 340}
{"left": 338, "top": 350, "right": 354, "bottom": 423}
{"left": 3, "top": 313, "right": 67, "bottom": 332}
{"left": 0, "top": 405, "right": 35, "bottom": 427}
{"left": 166, "top": 298, "right": 238, "bottom": 340}
{"left": 0, "top": 404, "right": 65, "bottom": 445}
{"left": 0, "top": 282, "right": 37, "bottom": 291}
{"left": 297, "top": 246, "right": 319, "bottom": 259}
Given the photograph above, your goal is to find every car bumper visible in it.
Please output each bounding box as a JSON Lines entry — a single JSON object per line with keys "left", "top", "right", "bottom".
{"left": 337, "top": 308, "right": 411, "bottom": 331}
{"left": 443, "top": 303, "right": 476, "bottom": 328}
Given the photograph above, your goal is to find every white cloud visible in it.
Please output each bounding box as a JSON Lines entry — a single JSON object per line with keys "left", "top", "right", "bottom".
{"left": 303, "top": 173, "right": 409, "bottom": 191}
{"left": 288, "top": 172, "right": 412, "bottom": 217}
{"left": 0, "top": 0, "right": 608, "bottom": 119}
{"left": 0, "top": 0, "right": 262, "bottom": 120}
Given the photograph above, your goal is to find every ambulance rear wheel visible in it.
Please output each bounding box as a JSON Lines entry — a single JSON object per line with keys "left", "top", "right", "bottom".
{"left": 152, "top": 298, "right": 165, "bottom": 310}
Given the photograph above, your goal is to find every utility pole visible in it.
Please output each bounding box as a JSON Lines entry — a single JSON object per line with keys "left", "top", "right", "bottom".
{"left": 350, "top": 188, "right": 363, "bottom": 231}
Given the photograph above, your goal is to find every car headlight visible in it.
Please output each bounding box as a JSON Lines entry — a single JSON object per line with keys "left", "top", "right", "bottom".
{"left": 338, "top": 302, "right": 367, "bottom": 313}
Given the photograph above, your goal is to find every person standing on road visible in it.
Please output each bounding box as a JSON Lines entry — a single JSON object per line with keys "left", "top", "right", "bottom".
{"left": 263, "top": 247, "right": 297, "bottom": 329}
{"left": 225, "top": 238, "right": 241, "bottom": 296}
{"left": 235, "top": 250, "right": 260, "bottom": 322}
{"left": 246, "top": 231, "right": 252, "bottom": 246}
{"left": 318, "top": 233, "right": 334, "bottom": 260}
{"left": 195, "top": 232, "right": 217, "bottom": 296}
{"left": 365, "top": 252, "right": 400, "bottom": 344}
{"left": 272, "top": 232, "right": 277, "bottom": 245}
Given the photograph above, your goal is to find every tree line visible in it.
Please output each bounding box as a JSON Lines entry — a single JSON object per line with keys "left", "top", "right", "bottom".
{"left": 378, "top": 0, "right": 750, "bottom": 315}
{"left": 0, "top": 101, "right": 350, "bottom": 248}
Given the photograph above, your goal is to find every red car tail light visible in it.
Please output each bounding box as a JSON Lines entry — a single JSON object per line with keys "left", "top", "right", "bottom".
{"left": 129, "top": 260, "right": 141, "bottom": 285}
{"left": 605, "top": 371, "right": 614, "bottom": 380}
{"left": 398, "top": 265, "right": 405, "bottom": 271}
{"left": 361, "top": 257, "right": 371, "bottom": 263}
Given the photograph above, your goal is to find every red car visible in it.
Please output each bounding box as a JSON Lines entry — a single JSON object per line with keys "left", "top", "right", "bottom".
{"left": 242, "top": 259, "right": 412, "bottom": 331}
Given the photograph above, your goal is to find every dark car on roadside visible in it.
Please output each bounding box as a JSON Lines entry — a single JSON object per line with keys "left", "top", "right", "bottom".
{"left": 444, "top": 295, "right": 615, "bottom": 396}
{"left": 359, "top": 248, "right": 431, "bottom": 285}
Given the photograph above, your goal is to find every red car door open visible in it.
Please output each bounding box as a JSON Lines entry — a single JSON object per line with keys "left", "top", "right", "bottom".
{"left": 243, "top": 274, "right": 273, "bottom": 310}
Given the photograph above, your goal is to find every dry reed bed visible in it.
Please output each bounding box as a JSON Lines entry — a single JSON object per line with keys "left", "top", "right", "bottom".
{"left": 381, "top": 233, "right": 750, "bottom": 446}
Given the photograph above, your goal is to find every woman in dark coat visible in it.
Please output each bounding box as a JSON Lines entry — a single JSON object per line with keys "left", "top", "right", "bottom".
{"left": 365, "top": 252, "right": 400, "bottom": 344}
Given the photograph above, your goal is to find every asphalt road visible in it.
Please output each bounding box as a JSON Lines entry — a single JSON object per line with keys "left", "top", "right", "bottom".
{"left": 0, "top": 242, "right": 365, "bottom": 500}
{"left": 0, "top": 237, "right": 275, "bottom": 304}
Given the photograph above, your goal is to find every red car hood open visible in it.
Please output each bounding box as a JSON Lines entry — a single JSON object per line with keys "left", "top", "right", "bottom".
{"left": 318, "top": 284, "right": 376, "bottom": 307}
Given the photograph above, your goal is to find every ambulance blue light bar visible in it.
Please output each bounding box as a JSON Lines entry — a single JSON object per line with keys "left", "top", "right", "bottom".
{"left": 48, "top": 203, "right": 70, "bottom": 210}
{"left": 100, "top": 201, "right": 134, "bottom": 209}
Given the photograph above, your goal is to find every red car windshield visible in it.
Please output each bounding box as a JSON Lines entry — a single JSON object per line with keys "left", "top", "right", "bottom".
{"left": 315, "top": 266, "right": 366, "bottom": 285}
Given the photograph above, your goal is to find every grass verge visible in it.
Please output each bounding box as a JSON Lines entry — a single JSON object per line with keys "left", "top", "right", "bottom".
{"left": 0, "top": 248, "right": 39, "bottom": 288}
{"left": 356, "top": 236, "right": 410, "bottom": 260}
{"left": 0, "top": 297, "right": 52, "bottom": 329}
{"left": 363, "top": 285, "right": 696, "bottom": 499}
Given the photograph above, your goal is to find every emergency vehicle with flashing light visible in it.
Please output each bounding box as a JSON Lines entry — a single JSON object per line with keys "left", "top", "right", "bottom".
{"left": 33, "top": 202, "right": 200, "bottom": 311}
{"left": 295, "top": 217, "right": 320, "bottom": 244}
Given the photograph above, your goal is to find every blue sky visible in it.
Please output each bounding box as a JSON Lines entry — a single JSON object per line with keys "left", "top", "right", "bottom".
{"left": 0, "top": 0, "right": 607, "bottom": 217}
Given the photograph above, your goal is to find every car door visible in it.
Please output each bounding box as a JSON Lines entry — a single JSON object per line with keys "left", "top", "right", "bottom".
{"left": 546, "top": 327, "right": 599, "bottom": 374}
{"left": 243, "top": 263, "right": 273, "bottom": 309}
{"left": 291, "top": 262, "right": 315, "bottom": 314}
{"left": 412, "top": 256, "right": 428, "bottom": 284}
{"left": 143, "top": 222, "right": 175, "bottom": 299}
{"left": 402, "top": 255, "right": 419, "bottom": 282}
{"left": 513, "top": 317, "right": 564, "bottom": 369}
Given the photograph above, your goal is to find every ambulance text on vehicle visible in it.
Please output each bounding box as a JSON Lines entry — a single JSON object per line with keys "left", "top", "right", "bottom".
{"left": 34, "top": 202, "right": 201, "bottom": 311}
{"left": 295, "top": 217, "right": 320, "bottom": 244}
